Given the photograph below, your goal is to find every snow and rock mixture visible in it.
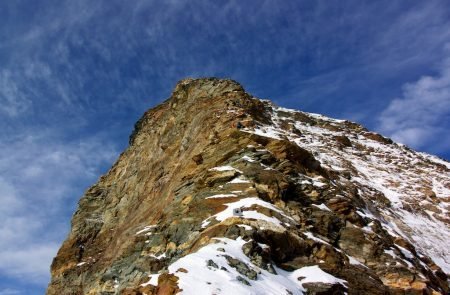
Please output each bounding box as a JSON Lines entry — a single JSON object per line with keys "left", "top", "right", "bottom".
{"left": 244, "top": 103, "right": 450, "bottom": 274}
{"left": 48, "top": 78, "right": 449, "bottom": 295}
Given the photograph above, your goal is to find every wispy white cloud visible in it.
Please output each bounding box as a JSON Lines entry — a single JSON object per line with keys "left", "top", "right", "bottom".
{"left": 0, "top": 243, "right": 59, "bottom": 284}
{"left": 0, "top": 131, "right": 118, "bottom": 284}
{"left": 0, "top": 175, "right": 56, "bottom": 284}
{"left": 377, "top": 53, "right": 450, "bottom": 154}
{"left": 0, "top": 70, "right": 32, "bottom": 117}
{"left": 1, "top": 1, "right": 450, "bottom": 293}
{"left": 366, "top": 2, "right": 450, "bottom": 69}
{"left": 0, "top": 288, "right": 21, "bottom": 295}
{"left": 0, "top": 60, "right": 77, "bottom": 118}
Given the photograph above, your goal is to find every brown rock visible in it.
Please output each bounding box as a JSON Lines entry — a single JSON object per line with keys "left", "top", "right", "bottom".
{"left": 47, "top": 78, "right": 449, "bottom": 295}
{"left": 192, "top": 154, "right": 203, "bottom": 165}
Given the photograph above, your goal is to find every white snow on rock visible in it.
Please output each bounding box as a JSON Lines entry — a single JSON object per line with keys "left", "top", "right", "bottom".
{"left": 419, "top": 152, "right": 450, "bottom": 170}
{"left": 237, "top": 224, "right": 253, "bottom": 230}
{"left": 394, "top": 209, "right": 450, "bottom": 273}
{"left": 312, "top": 203, "right": 332, "bottom": 212}
{"left": 141, "top": 273, "right": 160, "bottom": 287}
{"left": 228, "top": 177, "right": 251, "bottom": 184}
{"left": 396, "top": 245, "right": 414, "bottom": 259}
{"left": 201, "top": 197, "right": 292, "bottom": 228}
{"left": 150, "top": 253, "right": 167, "bottom": 260}
{"left": 135, "top": 225, "right": 157, "bottom": 235}
{"left": 293, "top": 265, "right": 347, "bottom": 286}
{"left": 142, "top": 237, "right": 346, "bottom": 294}
{"left": 241, "top": 102, "right": 450, "bottom": 274}
{"left": 304, "top": 232, "right": 331, "bottom": 246}
{"left": 243, "top": 126, "right": 283, "bottom": 140}
{"left": 347, "top": 255, "right": 367, "bottom": 268}
{"left": 209, "top": 166, "right": 243, "bottom": 173}
{"left": 206, "top": 193, "right": 238, "bottom": 199}
{"left": 312, "top": 181, "right": 328, "bottom": 188}
{"left": 241, "top": 155, "right": 256, "bottom": 162}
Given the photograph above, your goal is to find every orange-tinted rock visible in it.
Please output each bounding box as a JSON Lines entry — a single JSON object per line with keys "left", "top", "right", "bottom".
{"left": 47, "top": 78, "right": 449, "bottom": 295}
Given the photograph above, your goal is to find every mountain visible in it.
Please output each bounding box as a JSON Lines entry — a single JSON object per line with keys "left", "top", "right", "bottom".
{"left": 47, "top": 78, "right": 450, "bottom": 295}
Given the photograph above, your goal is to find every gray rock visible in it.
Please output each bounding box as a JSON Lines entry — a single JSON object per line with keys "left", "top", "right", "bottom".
{"left": 225, "top": 255, "right": 257, "bottom": 280}
{"left": 236, "top": 276, "right": 251, "bottom": 286}
{"left": 207, "top": 259, "right": 218, "bottom": 269}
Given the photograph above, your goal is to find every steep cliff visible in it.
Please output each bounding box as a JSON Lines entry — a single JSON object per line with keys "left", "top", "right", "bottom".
{"left": 47, "top": 78, "right": 450, "bottom": 295}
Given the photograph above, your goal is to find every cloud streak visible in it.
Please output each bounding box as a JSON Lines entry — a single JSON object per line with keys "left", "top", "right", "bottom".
{"left": 1, "top": 0, "right": 450, "bottom": 293}
{"left": 0, "top": 131, "right": 118, "bottom": 285}
{"left": 0, "top": 70, "right": 32, "bottom": 117}
{"left": 378, "top": 53, "right": 450, "bottom": 155}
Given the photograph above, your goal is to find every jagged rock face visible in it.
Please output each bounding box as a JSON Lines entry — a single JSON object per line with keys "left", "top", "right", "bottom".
{"left": 47, "top": 78, "right": 450, "bottom": 295}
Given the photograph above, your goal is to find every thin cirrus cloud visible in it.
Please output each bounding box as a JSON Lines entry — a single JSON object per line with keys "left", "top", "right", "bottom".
{"left": 0, "top": 132, "right": 118, "bottom": 287}
{"left": 378, "top": 54, "right": 450, "bottom": 154}
{"left": 0, "top": 289, "right": 21, "bottom": 295}
{"left": 1, "top": 1, "right": 450, "bottom": 293}
{"left": 0, "top": 70, "right": 32, "bottom": 117}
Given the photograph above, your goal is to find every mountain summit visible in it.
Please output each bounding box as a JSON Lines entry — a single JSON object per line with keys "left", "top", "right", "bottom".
{"left": 47, "top": 78, "right": 450, "bottom": 294}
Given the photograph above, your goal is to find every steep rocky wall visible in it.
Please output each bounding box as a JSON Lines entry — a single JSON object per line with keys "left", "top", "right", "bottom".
{"left": 48, "top": 79, "right": 267, "bottom": 294}
{"left": 48, "top": 78, "right": 449, "bottom": 295}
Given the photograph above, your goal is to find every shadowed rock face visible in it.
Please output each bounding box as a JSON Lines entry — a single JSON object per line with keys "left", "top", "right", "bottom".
{"left": 47, "top": 78, "right": 450, "bottom": 295}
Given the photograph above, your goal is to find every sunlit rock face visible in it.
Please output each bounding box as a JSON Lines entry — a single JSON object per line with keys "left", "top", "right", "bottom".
{"left": 47, "top": 78, "right": 449, "bottom": 295}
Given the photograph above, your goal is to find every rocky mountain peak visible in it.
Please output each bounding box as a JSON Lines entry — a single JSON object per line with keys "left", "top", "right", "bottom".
{"left": 171, "top": 78, "right": 245, "bottom": 100}
{"left": 129, "top": 77, "right": 268, "bottom": 146}
{"left": 48, "top": 78, "right": 450, "bottom": 295}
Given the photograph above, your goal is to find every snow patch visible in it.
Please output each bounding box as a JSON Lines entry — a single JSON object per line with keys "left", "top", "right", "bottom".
{"left": 136, "top": 225, "right": 157, "bottom": 235}
{"left": 209, "top": 166, "right": 243, "bottom": 173}
{"left": 237, "top": 224, "right": 252, "bottom": 231}
{"left": 241, "top": 155, "right": 256, "bottom": 162}
{"left": 312, "top": 203, "right": 332, "bottom": 212}
{"left": 141, "top": 274, "right": 160, "bottom": 287}
{"left": 347, "top": 255, "right": 367, "bottom": 268}
{"left": 150, "top": 253, "right": 167, "bottom": 260}
{"left": 293, "top": 265, "right": 347, "bottom": 286}
{"left": 201, "top": 197, "right": 292, "bottom": 228}
{"left": 142, "top": 237, "right": 346, "bottom": 294}
{"left": 228, "top": 177, "right": 251, "bottom": 184}
{"left": 304, "top": 232, "right": 330, "bottom": 246}
{"left": 206, "top": 193, "right": 238, "bottom": 199}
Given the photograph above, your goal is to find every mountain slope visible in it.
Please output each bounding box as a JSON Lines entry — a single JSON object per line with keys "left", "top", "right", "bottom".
{"left": 47, "top": 78, "right": 449, "bottom": 295}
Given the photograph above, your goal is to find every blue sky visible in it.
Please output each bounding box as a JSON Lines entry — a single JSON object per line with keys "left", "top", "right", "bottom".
{"left": 0, "top": 1, "right": 449, "bottom": 294}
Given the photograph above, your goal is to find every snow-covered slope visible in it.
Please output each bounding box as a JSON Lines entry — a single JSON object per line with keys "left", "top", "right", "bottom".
{"left": 143, "top": 237, "right": 346, "bottom": 295}
{"left": 140, "top": 99, "right": 450, "bottom": 294}
{"left": 248, "top": 104, "right": 450, "bottom": 274}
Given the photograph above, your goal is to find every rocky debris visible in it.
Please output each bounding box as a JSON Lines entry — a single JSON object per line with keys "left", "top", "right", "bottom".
{"left": 192, "top": 154, "right": 203, "bottom": 165}
{"left": 224, "top": 255, "right": 258, "bottom": 280}
{"left": 48, "top": 78, "right": 450, "bottom": 295}
{"left": 301, "top": 282, "right": 347, "bottom": 295}
{"left": 236, "top": 276, "right": 251, "bottom": 286}
{"left": 203, "top": 169, "right": 238, "bottom": 187}
{"left": 334, "top": 135, "right": 352, "bottom": 147}
{"left": 242, "top": 240, "right": 277, "bottom": 274}
{"left": 362, "top": 132, "right": 393, "bottom": 144}
{"left": 206, "top": 259, "right": 218, "bottom": 269}
{"left": 153, "top": 273, "right": 181, "bottom": 295}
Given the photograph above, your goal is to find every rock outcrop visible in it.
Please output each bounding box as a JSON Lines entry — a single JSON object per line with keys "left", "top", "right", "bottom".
{"left": 47, "top": 78, "right": 450, "bottom": 295}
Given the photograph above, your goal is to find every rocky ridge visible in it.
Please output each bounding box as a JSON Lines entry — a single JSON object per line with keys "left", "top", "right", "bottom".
{"left": 47, "top": 78, "right": 450, "bottom": 295}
